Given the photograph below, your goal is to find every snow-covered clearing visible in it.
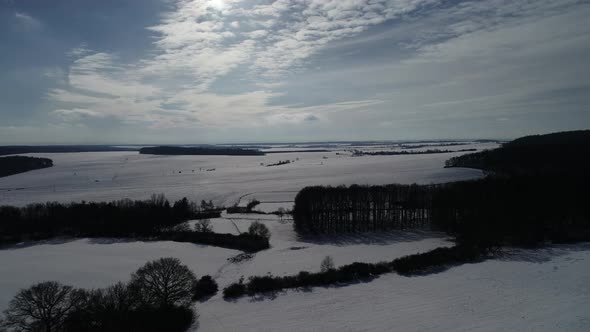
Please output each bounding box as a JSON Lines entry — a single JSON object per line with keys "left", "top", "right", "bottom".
{"left": 0, "top": 142, "right": 493, "bottom": 207}
{"left": 1, "top": 143, "right": 588, "bottom": 331}
{"left": 198, "top": 244, "right": 590, "bottom": 331}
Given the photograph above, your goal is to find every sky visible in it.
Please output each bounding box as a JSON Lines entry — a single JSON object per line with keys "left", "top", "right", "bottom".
{"left": 0, "top": 0, "right": 589, "bottom": 144}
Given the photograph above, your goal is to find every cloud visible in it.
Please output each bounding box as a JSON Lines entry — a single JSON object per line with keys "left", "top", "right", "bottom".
{"left": 14, "top": 12, "right": 41, "bottom": 29}
{"left": 40, "top": 0, "right": 589, "bottom": 141}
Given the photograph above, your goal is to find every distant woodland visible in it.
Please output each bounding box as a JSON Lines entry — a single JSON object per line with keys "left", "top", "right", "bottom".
{"left": 445, "top": 130, "right": 590, "bottom": 175}
{"left": 352, "top": 148, "right": 476, "bottom": 156}
{"left": 294, "top": 130, "right": 590, "bottom": 247}
{"left": 140, "top": 146, "right": 265, "bottom": 156}
{"left": 0, "top": 145, "right": 135, "bottom": 156}
{"left": 0, "top": 156, "right": 53, "bottom": 178}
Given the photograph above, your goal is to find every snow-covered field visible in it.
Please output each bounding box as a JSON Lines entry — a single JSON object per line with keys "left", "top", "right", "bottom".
{"left": 199, "top": 244, "right": 590, "bottom": 331}
{"left": 0, "top": 142, "right": 493, "bottom": 207}
{"left": 1, "top": 142, "right": 589, "bottom": 331}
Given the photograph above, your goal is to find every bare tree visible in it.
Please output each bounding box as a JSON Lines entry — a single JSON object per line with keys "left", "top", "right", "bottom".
{"left": 129, "top": 257, "right": 197, "bottom": 308}
{"left": 1, "top": 281, "right": 84, "bottom": 332}
{"left": 320, "top": 256, "right": 335, "bottom": 272}
{"left": 194, "top": 219, "right": 212, "bottom": 233}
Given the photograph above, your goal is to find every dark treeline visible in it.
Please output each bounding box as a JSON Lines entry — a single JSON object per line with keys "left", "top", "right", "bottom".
{"left": 266, "top": 160, "right": 291, "bottom": 167}
{"left": 223, "top": 244, "right": 483, "bottom": 299}
{"left": 293, "top": 176, "right": 590, "bottom": 246}
{"left": 294, "top": 130, "right": 590, "bottom": 246}
{"left": 226, "top": 199, "right": 261, "bottom": 214}
{"left": 0, "top": 195, "right": 209, "bottom": 242}
{"left": 265, "top": 149, "right": 330, "bottom": 153}
{"left": 162, "top": 231, "right": 269, "bottom": 252}
{"left": 0, "top": 145, "right": 136, "bottom": 156}
{"left": 0, "top": 195, "right": 269, "bottom": 251}
{"left": 0, "top": 156, "right": 53, "bottom": 177}
{"left": 445, "top": 130, "right": 590, "bottom": 176}
{"left": 352, "top": 148, "right": 476, "bottom": 156}
{"left": 140, "top": 146, "right": 265, "bottom": 156}
{"left": 293, "top": 184, "right": 434, "bottom": 233}
{"left": 431, "top": 175, "right": 590, "bottom": 246}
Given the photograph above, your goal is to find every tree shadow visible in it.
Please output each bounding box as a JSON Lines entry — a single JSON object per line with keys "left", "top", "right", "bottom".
{"left": 494, "top": 242, "right": 590, "bottom": 264}
{"left": 0, "top": 237, "right": 77, "bottom": 250}
{"left": 86, "top": 237, "right": 143, "bottom": 245}
{"left": 296, "top": 229, "right": 447, "bottom": 246}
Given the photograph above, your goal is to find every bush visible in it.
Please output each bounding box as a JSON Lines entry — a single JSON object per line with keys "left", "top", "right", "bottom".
{"left": 223, "top": 278, "right": 246, "bottom": 299}
{"left": 246, "top": 199, "right": 261, "bottom": 211}
{"left": 248, "top": 221, "right": 271, "bottom": 241}
{"left": 192, "top": 275, "right": 218, "bottom": 301}
{"left": 391, "top": 245, "right": 483, "bottom": 275}
{"left": 246, "top": 275, "right": 283, "bottom": 295}
{"left": 194, "top": 219, "right": 213, "bottom": 233}
{"left": 221, "top": 245, "right": 484, "bottom": 300}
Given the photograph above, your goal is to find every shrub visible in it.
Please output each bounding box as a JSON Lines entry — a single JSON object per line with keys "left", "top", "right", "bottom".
{"left": 223, "top": 278, "right": 246, "bottom": 299}
{"left": 221, "top": 245, "right": 484, "bottom": 299}
{"left": 192, "top": 275, "right": 218, "bottom": 301}
{"left": 248, "top": 221, "right": 271, "bottom": 241}
{"left": 246, "top": 275, "right": 283, "bottom": 295}
{"left": 194, "top": 219, "right": 213, "bottom": 233}
{"left": 391, "top": 245, "right": 483, "bottom": 275}
{"left": 246, "top": 199, "right": 261, "bottom": 211}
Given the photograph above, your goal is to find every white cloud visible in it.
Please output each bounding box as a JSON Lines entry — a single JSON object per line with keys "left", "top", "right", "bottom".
{"left": 14, "top": 12, "right": 41, "bottom": 28}
{"left": 43, "top": 0, "right": 589, "bottom": 141}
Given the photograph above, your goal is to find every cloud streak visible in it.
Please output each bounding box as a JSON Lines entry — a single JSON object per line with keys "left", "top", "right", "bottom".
{"left": 28, "top": 0, "right": 589, "bottom": 142}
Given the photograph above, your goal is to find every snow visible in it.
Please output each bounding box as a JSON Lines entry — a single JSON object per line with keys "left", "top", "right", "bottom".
{"left": 0, "top": 142, "right": 493, "bottom": 207}
{"left": 1, "top": 143, "right": 588, "bottom": 331}
{"left": 197, "top": 244, "right": 590, "bottom": 331}
{"left": 0, "top": 239, "right": 239, "bottom": 311}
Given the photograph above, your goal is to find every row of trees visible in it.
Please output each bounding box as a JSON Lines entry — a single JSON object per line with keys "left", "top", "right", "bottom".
{"left": 0, "top": 194, "right": 217, "bottom": 244}
{"left": 223, "top": 244, "right": 483, "bottom": 299}
{"left": 0, "top": 194, "right": 271, "bottom": 251}
{"left": 293, "top": 184, "right": 433, "bottom": 233}
{"left": 139, "top": 146, "right": 264, "bottom": 156}
{"left": 0, "top": 156, "right": 53, "bottom": 178}
{"left": 293, "top": 175, "right": 590, "bottom": 246}
{"left": 1, "top": 258, "right": 216, "bottom": 332}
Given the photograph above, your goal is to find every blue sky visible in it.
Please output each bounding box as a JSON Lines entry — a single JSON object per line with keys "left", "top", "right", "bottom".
{"left": 1, "top": 0, "right": 589, "bottom": 144}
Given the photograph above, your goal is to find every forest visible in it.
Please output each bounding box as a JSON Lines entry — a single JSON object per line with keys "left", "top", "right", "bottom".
{"left": 0, "top": 195, "right": 269, "bottom": 251}
{"left": 352, "top": 148, "right": 476, "bottom": 156}
{"left": 0, "top": 156, "right": 53, "bottom": 177}
{"left": 445, "top": 130, "right": 590, "bottom": 176}
{"left": 139, "top": 146, "right": 265, "bottom": 156}
{"left": 0, "top": 145, "right": 135, "bottom": 156}
{"left": 294, "top": 130, "right": 590, "bottom": 247}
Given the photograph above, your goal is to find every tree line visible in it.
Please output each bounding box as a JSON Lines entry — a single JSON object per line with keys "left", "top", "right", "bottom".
{"left": 0, "top": 145, "right": 135, "bottom": 156}
{"left": 294, "top": 130, "right": 590, "bottom": 246}
{"left": 0, "top": 156, "right": 53, "bottom": 178}
{"left": 0, "top": 194, "right": 270, "bottom": 252}
{"left": 223, "top": 244, "right": 483, "bottom": 300}
{"left": 139, "top": 146, "right": 264, "bottom": 156}
{"left": 293, "top": 184, "right": 434, "bottom": 233}
{"left": 293, "top": 174, "right": 589, "bottom": 246}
